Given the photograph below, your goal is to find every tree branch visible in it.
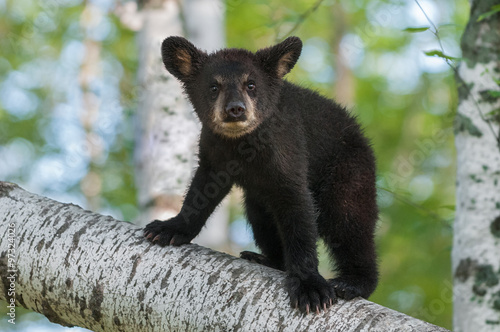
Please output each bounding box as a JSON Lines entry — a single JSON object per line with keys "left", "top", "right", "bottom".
{"left": 0, "top": 181, "right": 449, "bottom": 331}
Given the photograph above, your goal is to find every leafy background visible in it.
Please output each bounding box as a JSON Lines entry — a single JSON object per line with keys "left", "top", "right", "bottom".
{"left": 0, "top": 0, "right": 470, "bottom": 330}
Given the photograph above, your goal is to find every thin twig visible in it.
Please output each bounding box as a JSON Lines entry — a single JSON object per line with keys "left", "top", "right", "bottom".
{"left": 414, "top": 0, "right": 445, "bottom": 56}
{"left": 379, "top": 187, "right": 452, "bottom": 226}
{"left": 278, "top": 0, "right": 325, "bottom": 41}
{"left": 414, "top": 0, "right": 500, "bottom": 145}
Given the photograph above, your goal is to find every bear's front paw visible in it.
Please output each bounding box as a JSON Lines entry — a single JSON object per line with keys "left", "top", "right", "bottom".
{"left": 286, "top": 273, "right": 336, "bottom": 314}
{"left": 143, "top": 219, "right": 194, "bottom": 247}
{"left": 329, "top": 275, "right": 377, "bottom": 300}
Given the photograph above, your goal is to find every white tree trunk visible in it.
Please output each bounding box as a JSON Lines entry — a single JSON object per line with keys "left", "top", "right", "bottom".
{"left": 0, "top": 181, "right": 449, "bottom": 331}
{"left": 453, "top": 1, "right": 500, "bottom": 331}
{"left": 132, "top": 0, "right": 228, "bottom": 248}
{"left": 134, "top": 0, "right": 198, "bottom": 224}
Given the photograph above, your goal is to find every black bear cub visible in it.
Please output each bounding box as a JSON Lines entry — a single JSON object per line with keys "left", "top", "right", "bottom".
{"left": 144, "top": 36, "right": 378, "bottom": 314}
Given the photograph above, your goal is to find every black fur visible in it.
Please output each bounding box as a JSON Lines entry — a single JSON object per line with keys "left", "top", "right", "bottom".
{"left": 144, "top": 36, "right": 379, "bottom": 314}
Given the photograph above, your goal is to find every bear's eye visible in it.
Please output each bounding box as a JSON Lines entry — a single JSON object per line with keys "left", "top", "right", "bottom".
{"left": 210, "top": 85, "right": 218, "bottom": 93}
{"left": 247, "top": 82, "right": 256, "bottom": 91}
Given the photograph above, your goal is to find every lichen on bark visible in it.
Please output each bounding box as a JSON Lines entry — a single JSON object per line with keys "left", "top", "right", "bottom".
{"left": 454, "top": 113, "right": 483, "bottom": 136}
{"left": 491, "top": 216, "right": 500, "bottom": 238}
{"left": 473, "top": 264, "right": 500, "bottom": 296}
{"left": 461, "top": 0, "right": 500, "bottom": 68}
{"left": 455, "top": 258, "right": 478, "bottom": 282}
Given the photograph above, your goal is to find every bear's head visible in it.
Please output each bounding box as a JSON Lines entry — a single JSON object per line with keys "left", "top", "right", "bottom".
{"left": 161, "top": 36, "right": 302, "bottom": 138}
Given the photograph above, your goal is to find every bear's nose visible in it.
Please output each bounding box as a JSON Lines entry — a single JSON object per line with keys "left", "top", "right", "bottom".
{"left": 225, "top": 101, "right": 246, "bottom": 121}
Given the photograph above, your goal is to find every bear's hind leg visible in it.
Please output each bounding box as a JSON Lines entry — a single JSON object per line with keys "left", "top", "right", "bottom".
{"left": 326, "top": 233, "right": 378, "bottom": 300}
{"left": 316, "top": 161, "right": 379, "bottom": 300}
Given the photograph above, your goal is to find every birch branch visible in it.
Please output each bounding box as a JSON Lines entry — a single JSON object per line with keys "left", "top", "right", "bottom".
{"left": 0, "top": 181, "right": 449, "bottom": 331}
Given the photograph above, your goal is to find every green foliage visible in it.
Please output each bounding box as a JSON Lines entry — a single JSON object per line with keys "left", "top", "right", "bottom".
{"left": 2, "top": 0, "right": 139, "bottom": 218}
{"left": 404, "top": 26, "right": 430, "bottom": 32}
{"left": 424, "top": 50, "right": 461, "bottom": 61}
{"left": 487, "top": 90, "right": 500, "bottom": 98}
{"left": 477, "top": 4, "right": 500, "bottom": 22}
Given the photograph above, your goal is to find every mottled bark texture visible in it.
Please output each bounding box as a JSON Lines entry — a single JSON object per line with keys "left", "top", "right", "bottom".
{"left": 453, "top": 1, "right": 500, "bottom": 331}
{"left": 0, "top": 181, "right": 449, "bottom": 331}
{"left": 134, "top": 0, "right": 199, "bottom": 224}
{"left": 132, "top": 0, "right": 229, "bottom": 248}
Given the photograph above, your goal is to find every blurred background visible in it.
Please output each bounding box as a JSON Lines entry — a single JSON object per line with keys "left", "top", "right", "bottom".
{"left": 0, "top": 0, "right": 468, "bottom": 330}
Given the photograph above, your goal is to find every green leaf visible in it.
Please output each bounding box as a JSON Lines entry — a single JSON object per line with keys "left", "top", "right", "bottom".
{"left": 477, "top": 4, "right": 500, "bottom": 22}
{"left": 488, "top": 90, "right": 500, "bottom": 98}
{"left": 479, "top": 90, "right": 500, "bottom": 103}
{"left": 490, "top": 109, "right": 500, "bottom": 124}
{"left": 424, "top": 50, "right": 460, "bottom": 61}
{"left": 486, "top": 108, "right": 500, "bottom": 119}
{"left": 403, "top": 26, "right": 430, "bottom": 33}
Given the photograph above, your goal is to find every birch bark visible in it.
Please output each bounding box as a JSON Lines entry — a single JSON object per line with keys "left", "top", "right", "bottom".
{"left": 134, "top": 0, "right": 197, "bottom": 225}
{"left": 0, "top": 181, "right": 449, "bottom": 331}
{"left": 452, "top": 1, "right": 500, "bottom": 331}
{"left": 132, "top": 0, "right": 228, "bottom": 248}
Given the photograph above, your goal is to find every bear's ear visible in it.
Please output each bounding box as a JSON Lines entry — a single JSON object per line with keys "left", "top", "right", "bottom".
{"left": 161, "top": 36, "right": 207, "bottom": 81}
{"left": 256, "top": 36, "right": 302, "bottom": 79}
